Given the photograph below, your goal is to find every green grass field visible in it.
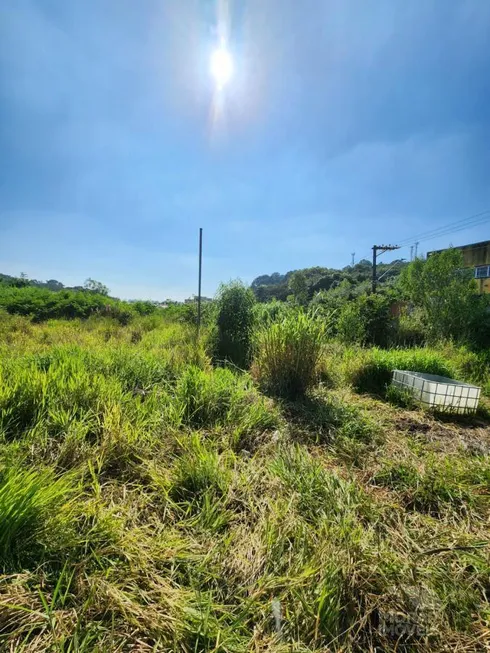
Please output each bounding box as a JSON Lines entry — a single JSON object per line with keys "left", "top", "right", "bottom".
{"left": 0, "top": 313, "right": 488, "bottom": 651}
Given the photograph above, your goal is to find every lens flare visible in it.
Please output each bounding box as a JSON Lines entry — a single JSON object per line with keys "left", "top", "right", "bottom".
{"left": 210, "top": 47, "right": 233, "bottom": 89}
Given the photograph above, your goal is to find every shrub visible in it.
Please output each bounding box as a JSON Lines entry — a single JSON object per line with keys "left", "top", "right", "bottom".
{"left": 450, "top": 347, "right": 490, "bottom": 386}
{"left": 132, "top": 301, "right": 157, "bottom": 316}
{"left": 252, "top": 312, "right": 326, "bottom": 399}
{"left": 385, "top": 384, "right": 418, "bottom": 409}
{"left": 286, "top": 389, "right": 377, "bottom": 446}
{"left": 99, "top": 302, "right": 134, "bottom": 325}
{"left": 173, "top": 300, "right": 216, "bottom": 327}
{"left": 0, "top": 285, "right": 134, "bottom": 323}
{"left": 337, "top": 294, "right": 396, "bottom": 347}
{"left": 212, "top": 281, "right": 256, "bottom": 369}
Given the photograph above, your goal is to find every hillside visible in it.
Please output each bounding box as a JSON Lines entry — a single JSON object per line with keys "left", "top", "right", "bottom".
{"left": 0, "top": 273, "right": 87, "bottom": 293}
{"left": 251, "top": 259, "right": 408, "bottom": 302}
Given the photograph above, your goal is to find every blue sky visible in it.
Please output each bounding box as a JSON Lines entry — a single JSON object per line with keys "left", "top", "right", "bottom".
{"left": 1, "top": 0, "right": 490, "bottom": 300}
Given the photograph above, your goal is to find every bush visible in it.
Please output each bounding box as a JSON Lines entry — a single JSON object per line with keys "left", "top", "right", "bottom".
{"left": 287, "top": 389, "right": 377, "bottom": 445}
{"left": 98, "top": 302, "right": 134, "bottom": 325}
{"left": 212, "top": 281, "right": 256, "bottom": 369}
{"left": 170, "top": 301, "right": 216, "bottom": 327}
{"left": 337, "top": 294, "right": 396, "bottom": 347}
{"left": 0, "top": 285, "right": 134, "bottom": 323}
{"left": 132, "top": 301, "right": 157, "bottom": 316}
{"left": 252, "top": 312, "right": 327, "bottom": 399}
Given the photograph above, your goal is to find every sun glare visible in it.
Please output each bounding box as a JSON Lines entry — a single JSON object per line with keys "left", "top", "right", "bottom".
{"left": 210, "top": 47, "right": 233, "bottom": 89}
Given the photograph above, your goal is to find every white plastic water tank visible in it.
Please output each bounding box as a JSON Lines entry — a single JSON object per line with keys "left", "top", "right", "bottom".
{"left": 391, "top": 370, "right": 481, "bottom": 414}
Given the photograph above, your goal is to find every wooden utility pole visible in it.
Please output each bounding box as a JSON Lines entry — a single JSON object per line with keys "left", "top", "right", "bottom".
{"left": 372, "top": 244, "right": 400, "bottom": 293}
{"left": 197, "top": 228, "right": 203, "bottom": 338}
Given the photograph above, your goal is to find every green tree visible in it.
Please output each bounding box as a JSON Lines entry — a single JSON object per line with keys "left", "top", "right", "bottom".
{"left": 84, "top": 278, "right": 109, "bottom": 296}
{"left": 132, "top": 300, "right": 157, "bottom": 316}
{"left": 288, "top": 271, "right": 308, "bottom": 306}
{"left": 46, "top": 279, "right": 64, "bottom": 291}
{"left": 399, "top": 249, "right": 488, "bottom": 345}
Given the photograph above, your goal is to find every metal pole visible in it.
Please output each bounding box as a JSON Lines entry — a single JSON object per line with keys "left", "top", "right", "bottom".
{"left": 197, "top": 227, "right": 203, "bottom": 338}
{"left": 372, "top": 246, "right": 377, "bottom": 293}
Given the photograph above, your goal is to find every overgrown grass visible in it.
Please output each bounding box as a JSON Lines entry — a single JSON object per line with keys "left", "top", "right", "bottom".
{"left": 0, "top": 313, "right": 488, "bottom": 651}
{"left": 373, "top": 456, "right": 489, "bottom": 516}
{"left": 252, "top": 312, "right": 327, "bottom": 398}
{"left": 0, "top": 467, "right": 75, "bottom": 570}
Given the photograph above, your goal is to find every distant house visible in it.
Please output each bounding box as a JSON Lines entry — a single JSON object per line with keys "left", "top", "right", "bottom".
{"left": 428, "top": 240, "right": 490, "bottom": 294}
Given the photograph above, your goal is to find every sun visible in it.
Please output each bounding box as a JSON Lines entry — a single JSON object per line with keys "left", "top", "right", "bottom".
{"left": 210, "top": 47, "right": 233, "bottom": 89}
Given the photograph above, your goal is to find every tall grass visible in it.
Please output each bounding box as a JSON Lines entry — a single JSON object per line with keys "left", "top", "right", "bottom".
{"left": 0, "top": 467, "right": 74, "bottom": 569}
{"left": 335, "top": 347, "right": 457, "bottom": 396}
{"left": 253, "top": 312, "right": 327, "bottom": 398}
{"left": 212, "top": 281, "right": 256, "bottom": 369}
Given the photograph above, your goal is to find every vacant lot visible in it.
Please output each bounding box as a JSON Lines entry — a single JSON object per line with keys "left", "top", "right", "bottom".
{"left": 0, "top": 314, "right": 488, "bottom": 652}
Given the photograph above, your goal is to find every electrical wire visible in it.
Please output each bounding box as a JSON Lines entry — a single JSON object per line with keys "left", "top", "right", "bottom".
{"left": 396, "top": 210, "right": 490, "bottom": 246}
{"left": 377, "top": 259, "right": 406, "bottom": 282}
{"left": 351, "top": 210, "right": 489, "bottom": 265}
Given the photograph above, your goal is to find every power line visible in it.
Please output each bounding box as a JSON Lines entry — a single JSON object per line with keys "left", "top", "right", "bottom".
{"left": 413, "top": 219, "right": 490, "bottom": 247}
{"left": 397, "top": 211, "right": 490, "bottom": 245}
{"left": 351, "top": 210, "right": 489, "bottom": 268}
{"left": 397, "top": 209, "right": 490, "bottom": 247}
{"left": 377, "top": 258, "right": 406, "bottom": 282}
